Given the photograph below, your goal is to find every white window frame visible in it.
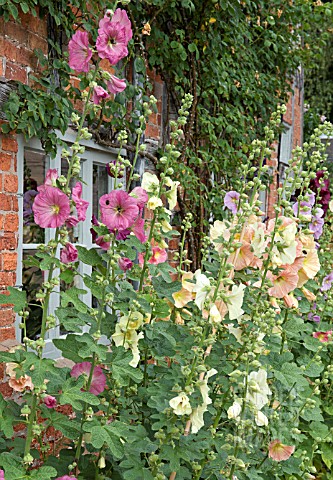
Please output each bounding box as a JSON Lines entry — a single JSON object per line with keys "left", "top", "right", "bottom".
{"left": 16, "top": 130, "right": 121, "bottom": 358}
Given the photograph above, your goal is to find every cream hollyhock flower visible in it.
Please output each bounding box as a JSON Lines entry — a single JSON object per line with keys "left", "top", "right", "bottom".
{"left": 198, "top": 368, "right": 217, "bottom": 405}
{"left": 227, "top": 400, "right": 242, "bottom": 420}
{"left": 161, "top": 219, "right": 173, "bottom": 232}
{"left": 165, "top": 180, "right": 180, "bottom": 210}
{"left": 255, "top": 410, "right": 269, "bottom": 426}
{"left": 147, "top": 196, "right": 163, "bottom": 210}
{"left": 210, "top": 220, "right": 230, "bottom": 253}
{"left": 142, "top": 172, "right": 159, "bottom": 193}
{"left": 226, "top": 283, "right": 246, "bottom": 320}
{"left": 193, "top": 270, "right": 211, "bottom": 310}
{"left": 246, "top": 369, "right": 272, "bottom": 410}
{"left": 210, "top": 304, "right": 222, "bottom": 323}
{"left": 250, "top": 222, "right": 267, "bottom": 257}
{"left": 169, "top": 393, "right": 192, "bottom": 415}
{"left": 112, "top": 317, "right": 144, "bottom": 368}
{"left": 227, "top": 324, "right": 243, "bottom": 343}
{"left": 190, "top": 403, "right": 207, "bottom": 434}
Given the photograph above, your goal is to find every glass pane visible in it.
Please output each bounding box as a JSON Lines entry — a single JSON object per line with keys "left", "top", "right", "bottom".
{"left": 23, "top": 149, "right": 47, "bottom": 244}
{"left": 93, "top": 164, "right": 109, "bottom": 220}
{"left": 22, "top": 250, "right": 44, "bottom": 340}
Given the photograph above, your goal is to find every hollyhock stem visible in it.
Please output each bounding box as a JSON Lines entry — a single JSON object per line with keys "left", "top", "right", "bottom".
{"left": 127, "top": 119, "right": 145, "bottom": 192}
{"left": 23, "top": 395, "right": 38, "bottom": 461}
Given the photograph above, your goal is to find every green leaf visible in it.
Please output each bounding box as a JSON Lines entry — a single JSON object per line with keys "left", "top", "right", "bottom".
{"left": 0, "top": 397, "right": 14, "bottom": 438}
{"left": 0, "top": 287, "right": 26, "bottom": 313}
{"left": 151, "top": 277, "right": 182, "bottom": 301}
{"left": 109, "top": 347, "right": 143, "bottom": 386}
{"left": 76, "top": 245, "right": 103, "bottom": 266}
{"left": 321, "top": 443, "right": 333, "bottom": 469}
{"left": 60, "top": 286, "right": 88, "bottom": 313}
{"left": 59, "top": 377, "right": 100, "bottom": 410}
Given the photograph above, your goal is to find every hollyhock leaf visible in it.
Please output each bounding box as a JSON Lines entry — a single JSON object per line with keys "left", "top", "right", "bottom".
{"left": 60, "top": 287, "right": 88, "bottom": 313}
{"left": 44, "top": 413, "right": 81, "bottom": 439}
{"left": 0, "top": 287, "right": 26, "bottom": 313}
{"left": 274, "top": 363, "right": 308, "bottom": 388}
{"left": 55, "top": 307, "right": 88, "bottom": 333}
{"left": 0, "top": 397, "right": 14, "bottom": 438}
{"left": 59, "top": 268, "right": 76, "bottom": 284}
{"left": 53, "top": 334, "right": 89, "bottom": 363}
{"left": 110, "top": 347, "right": 143, "bottom": 386}
{"left": 59, "top": 377, "right": 100, "bottom": 409}
{"left": 83, "top": 424, "right": 110, "bottom": 449}
{"left": 152, "top": 277, "right": 182, "bottom": 301}
{"left": 76, "top": 333, "right": 108, "bottom": 361}
{"left": 30, "top": 466, "right": 58, "bottom": 479}
{"left": 321, "top": 443, "right": 333, "bottom": 469}
{"left": 76, "top": 245, "right": 104, "bottom": 266}
{"left": 309, "top": 421, "right": 329, "bottom": 439}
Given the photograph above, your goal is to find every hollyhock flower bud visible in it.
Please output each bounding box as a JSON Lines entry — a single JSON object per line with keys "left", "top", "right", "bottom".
{"left": 43, "top": 395, "right": 57, "bottom": 409}
{"left": 118, "top": 257, "right": 133, "bottom": 271}
{"left": 60, "top": 243, "right": 78, "bottom": 264}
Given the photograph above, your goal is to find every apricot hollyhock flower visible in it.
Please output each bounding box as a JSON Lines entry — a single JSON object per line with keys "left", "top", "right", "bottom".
{"left": 68, "top": 30, "right": 92, "bottom": 72}
{"left": 107, "top": 74, "right": 127, "bottom": 94}
{"left": 172, "top": 287, "right": 193, "bottom": 308}
{"left": 100, "top": 190, "right": 139, "bottom": 231}
{"left": 313, "top": 330, "right": 332, "bottom": 343}
{"left": 96, "top": 16, "right": 129, "bottom": 65}
{"left": 32, "top": 186, "right": 70, "bottom": 228}
{"left": 297, "top": 248, "right": 320, "bottom": 287}
{"left": 70, "top": 362, "right": 106, "bottom": 396}
{"left": 9, "top": 375, "right": 34, "bottom": 393}
{"left": 268, "top": 439, "right": 295, "bottom": 461}
{"left": 267, "top": 267, "right": 299, "bottom": 299}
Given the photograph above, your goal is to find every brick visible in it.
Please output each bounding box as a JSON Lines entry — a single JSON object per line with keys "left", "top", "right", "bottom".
{"left": 0, "top": 272, "right": 15, "bottom": 287}
{"left": 0, "top": 309, "right": 14, "bottom": 327}
{"left": 0, "top": 381, "right": 14, "bottom": 397}
{"left": 146, "top": 124, "right": 160, "bottom": 139}
{"left": 4, "top": 213, "right": 18, "bottom": 232}
{"left": 2, "top": 137, "right": 18, "bottom": 153}
{"left": 0, "top": 38, "right": 17, "bottom": 63}
{"left": 11, "top": 196, "right": 18, "bottom": 211}
{"left": 4, "top": 22, "right": 29, "bottom": 45}
{"left": 0, "top": 58, "right": 3, "bottom": 76}
{"left": 0, "top": 326, "right": 15, "bottom": 342}
{"left": 0, "top": 193, "right": 11, "bottom": 211}
{"left": 28, "top": 33, "right": 48, "bottom": 54}
{"left": 2, "top": 252, "right": 17, "bottom": 271}
{"left": 0, "top": 233, "right": 16, "bottom": 250}
{"left": 4, "top": 174, "right": 18, "bottom": 193}
{"left": 5, "top": 61, "right": 27, "bottom": 83}
{"left": 0, "top": 213, "right": 4, "bottom": 229}
{"left": 168, "top": 238, "right": 180, "bottom": 250}
{"left": 0, "top": 152, "right": 12, "bottom": 171}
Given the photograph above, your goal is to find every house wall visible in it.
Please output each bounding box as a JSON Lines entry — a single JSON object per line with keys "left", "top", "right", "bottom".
{"left": 0, "top": 12, "right": 303, "bottom": 348}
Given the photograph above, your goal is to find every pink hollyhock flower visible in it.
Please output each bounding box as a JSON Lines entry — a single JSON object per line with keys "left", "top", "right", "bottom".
{"left": 70, "top": 362, "right": 106, "bottom": 396}
{"left": 100, "top": 190, "right": 139, "bottom": 231}
{"left": 118, "top": 257, "right": 133, "bottom": 271}
{"left": 61, "top": 243, "right": 78, "bottom": 264}
{"left": 130, "top": 187, "right": 148, "bottom": 210}
{"left": 68, "top": 30, "right": 92, "bottom": 73}
{"left": 224, "top": 191, "right": 240, "bottom": 214}
{"left": 43, "top": 395, "right": 57, "bottom": 409}
{"left": 66, "top": 215, "right": 80, "bottom": 228}
{"left": 131, "top": 216, "right": 146, "bottom": 242}
{"left": 139, "top": 246, "right": 168, "bottom": 265}
{"left": 268, "top": 439, "right": 295, "bottom": 461}
{"left": 37, "top": 169, "right": 59, "bottom": 193}
{"left": 107, "top": 74, "right": 127, "bottom": 94}
{"left": 96, "top": 17, "right": 129, "bottom": 65}
{"left": 111, "top": 8, "right": 133, "bottom": 43}
{"left": 72, "top": 182, "right": 89, "bottom": 222}
{"left": 93, "top": 85, "right": 110, "bottom": 105}
{"left": 55, "top": 476, "right": 78, "bottom": 480}
{"left": 313, "top": 330, "right": 332, "bottom": 343}
{"left": 33, "top": 186, "right": 70, "bottom": 228}
{"left": 0, "top": 470, "right": 4, "bottom": 480}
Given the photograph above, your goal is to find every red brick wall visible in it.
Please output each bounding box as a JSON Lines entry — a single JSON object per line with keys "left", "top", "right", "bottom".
{"left": 0, "top": 10, "right": 47, "bottom": 342}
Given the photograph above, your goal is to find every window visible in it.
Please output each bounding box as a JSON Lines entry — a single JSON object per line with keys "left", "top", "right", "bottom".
{"left": 17, "top": 131, "right": 120, "bottom": 358}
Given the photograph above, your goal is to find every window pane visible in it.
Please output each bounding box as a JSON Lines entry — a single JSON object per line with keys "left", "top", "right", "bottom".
{"left": 23, "top": 149, "right": 47, "bottom": 244}
{"left": 93, "top": 164, "right": 109, "bottom": 220}
{"left": 22, "top": 250, "right": 44, "bottom": 340}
